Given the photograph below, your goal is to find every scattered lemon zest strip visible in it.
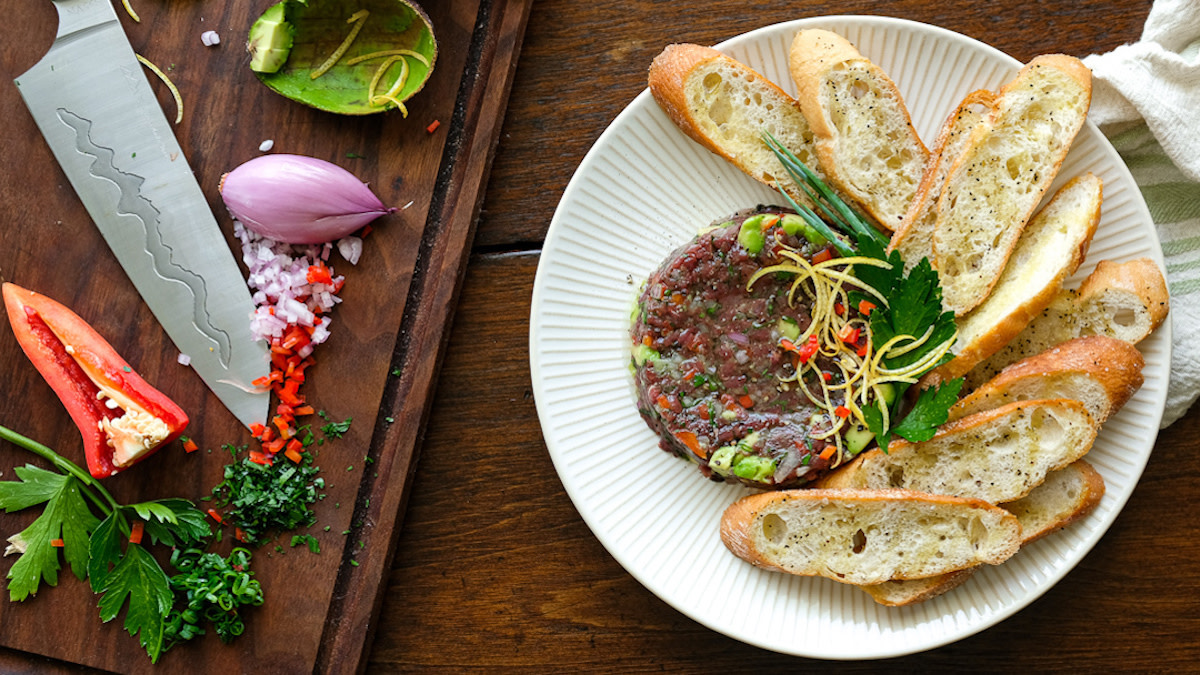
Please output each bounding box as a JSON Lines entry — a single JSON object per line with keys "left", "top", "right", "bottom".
{"left": 136, "top": 54, "right": 183, "bottom": 124}
{"left": 748, "top": 241, "right": 957, "bottom": 467}
{"left": 122, "top": 0, "right": 140, "bottom": 22}
{"left": 368, "top": 56, "right": 406, "bottom": 103}
{"left": 377, "top": 59, "right": 411, "bottom": 111}
{"left": 369, "top": 94, "right": 409, "bottom": 117}
{"left": 311, "top": 9, "right": 370, "bottom": 80}
{"left": 366, "top": 56, "right": 412, "bottom": 116}
{"left": 345, "top": 49, "right": 430, "bottom": 67}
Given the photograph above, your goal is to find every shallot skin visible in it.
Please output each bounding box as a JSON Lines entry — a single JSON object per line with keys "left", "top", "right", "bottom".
{"left": 220, "top": 154, "right": 395, "bottom": 244}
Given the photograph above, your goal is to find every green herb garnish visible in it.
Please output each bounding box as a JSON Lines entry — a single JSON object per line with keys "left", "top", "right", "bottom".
{"left": 764, "top": 132, "right": 964, "bottom": 452}
{"left": 162, "top": 547, "right": 264, "bottom": 648}
{"left": 0, "top": 425, "right": 211, "bottom": 663}
{"left": 210, "top": 443, "right": 324, "bottom": 546}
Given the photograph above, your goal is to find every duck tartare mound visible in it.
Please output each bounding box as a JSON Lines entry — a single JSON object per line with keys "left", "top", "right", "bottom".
{"left": 631, "top": 206, "right": 873, "bottom": 489}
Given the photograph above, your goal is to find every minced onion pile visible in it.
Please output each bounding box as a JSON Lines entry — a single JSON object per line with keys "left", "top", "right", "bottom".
{"left": 235, "top": 221, "right": 353, "bottom": 350}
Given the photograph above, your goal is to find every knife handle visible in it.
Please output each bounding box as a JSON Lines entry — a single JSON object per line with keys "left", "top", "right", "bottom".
{"left": 51, "top": 0, "right": 119, "bottom": 41}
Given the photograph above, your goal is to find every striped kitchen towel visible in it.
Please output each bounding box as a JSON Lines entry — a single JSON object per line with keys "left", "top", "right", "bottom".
{"left": 1083, "top": 0, "right": 1200, "bottom": 426}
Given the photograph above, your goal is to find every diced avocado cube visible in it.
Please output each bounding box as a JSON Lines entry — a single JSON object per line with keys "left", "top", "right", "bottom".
{"left": 738, "top": 217, "right": 767, "bottom": 254}
{"left": 732, "top": 455, "right": 776, "bottom": 482}
{"left": 844, "top": 423, "right": 875, "bottom": 456}
{"left": 632, "top": 343, "right": 660, "bottom": 367}
{"left": 776, "top": 317, "right": 801, "bottom": 341}
{"left": 708, "top": 445, "right": 738, "bottom": 477}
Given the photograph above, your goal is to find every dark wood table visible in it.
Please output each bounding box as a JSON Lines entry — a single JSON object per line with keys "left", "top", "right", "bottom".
{"left": 7, "top": 0, "right": 1200, "bottom": 672}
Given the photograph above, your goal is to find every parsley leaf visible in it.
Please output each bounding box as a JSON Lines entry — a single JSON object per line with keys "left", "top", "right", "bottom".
{"left": 92, "top": 537, "right": 172, "bottom": 663}
{"left": 765, "top": 134, "right": 965, "bottom": 455}
{"left": 318, "top": 412, "right": 352, "bottom": 439}
{"left": 133, "top": 499, "right": 210, "bottom": 548}
{"left": 0, "top": 465, "right": 99, "bottom": 599}
{"left": 893, "top": 378, "right": 965, "bottom": 443}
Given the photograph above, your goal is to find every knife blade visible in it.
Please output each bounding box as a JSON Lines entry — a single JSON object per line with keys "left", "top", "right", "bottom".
{"left": 14, "top": 0, "right": 269, "bottom": 428}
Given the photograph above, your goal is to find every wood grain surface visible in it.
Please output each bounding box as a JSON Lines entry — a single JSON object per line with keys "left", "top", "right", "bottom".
{"left": 5, "top": 0, "right": 1200, "bottom": 673}
{"left": 0, "top": 0, "right": 530, "bottom": 673}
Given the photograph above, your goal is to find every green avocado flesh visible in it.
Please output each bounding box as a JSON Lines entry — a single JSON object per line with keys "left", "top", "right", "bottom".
{"left": 249, "top": 0, "right": 438, "bottom": 116}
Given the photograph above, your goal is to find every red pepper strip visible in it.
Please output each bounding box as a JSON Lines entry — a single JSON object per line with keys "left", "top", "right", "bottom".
{"left": 207, "top": 509, "right": 223, "bottom": 524}
{"left": 674, "top": 430, "right": 705, "bottom": 459}
{"left": 129, "top": 520, "right": 144, "bottom": 545}
{"left": 835, "top": 405, "right": 851, "bottom": 418}
{"left": 738, "top": 394, "right": 754, "bottom": 409}
{"left": 426, "top": 119, "right": 441, "bottom": 133}
{"left": 2, "top": 283, "right": 189, "bottom": 479}
{"left": 182, "top": 438, "right": 199, "bottom": 453}
{"left": 812, "top": 247, "right": 834, "bottom": 264}
{"left": 50, "top": 539, "right": 65, "bottom": 548}
{"left": 797, "top": 334, "right": 819, "bottom": 364}
{"left": 306, "top": 264, "right": 334, "bottom": 286}
{"left": 838, "top": 325, "right": 860, "bottom": 344}
{"left": 819, "top": 445, "right": 837, "bottom": 460}
{"left": 858, "top": 300, "right": 877, "bottom": 316}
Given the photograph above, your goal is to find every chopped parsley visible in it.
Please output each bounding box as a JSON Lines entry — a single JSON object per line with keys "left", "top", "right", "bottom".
{"left": 210, "top": 443, "right": 324, "bottom": 546}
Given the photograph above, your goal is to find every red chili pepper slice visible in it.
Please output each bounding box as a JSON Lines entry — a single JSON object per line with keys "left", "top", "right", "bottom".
{"left": 797, "top": 334, "right": 820, "bottom": 364}
{"left": 3, "top": 283, "right": 189, "bottom": 479}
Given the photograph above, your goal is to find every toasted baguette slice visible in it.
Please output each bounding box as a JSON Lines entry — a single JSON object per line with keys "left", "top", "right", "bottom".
{"left": 965, "top": 258, "right": 1169, "bottom": 389}
{"left": 648, "top": 44, "right": 824, "bottom": 207}
{"left": 950, "top": 335, "right": 1144, "bottom": 425}
{"left": 932, "top": 55, "right": 1092, "bottom": 315}
{"left": 788, "top": 29, "right": 929, "bottom": 232}
{"left": 861, "top": 460, "right": 1104, "bottom": 606}
{"left": 889, "top": 89, "right": 995, "bottom": 270}
{"left": 815, "top": 399, "right": 1098, "bottom": 504}
{"left": 1004, "top": 458, "right": 1106, "bottom": 543}
{"left": 720, "top": 488, "right": 1021, "bottom": 586}
{"left": 931, "top": 173, "right": 1102, "bottom": 381}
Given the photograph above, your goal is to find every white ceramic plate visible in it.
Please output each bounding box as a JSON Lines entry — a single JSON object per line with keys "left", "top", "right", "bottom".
{"left": 529, "top": 15, "right": 1169, "bottom": 660}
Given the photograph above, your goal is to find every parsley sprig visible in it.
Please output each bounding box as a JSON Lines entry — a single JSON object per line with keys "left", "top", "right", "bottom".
{"left": 0, "top": 424, "right": 211, "bottom": 663}
{"left": 764, "top": 131, "right": 964, "bottom": 451}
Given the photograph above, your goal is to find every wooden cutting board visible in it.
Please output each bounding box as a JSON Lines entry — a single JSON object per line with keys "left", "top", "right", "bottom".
{"left": 0, "top": 0, "right": 530, "bottom": 672}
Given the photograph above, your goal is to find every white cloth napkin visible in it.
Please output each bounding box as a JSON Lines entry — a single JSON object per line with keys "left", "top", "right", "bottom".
{"left": 1083, "top": 0, "right": 1200, "bottom": 426}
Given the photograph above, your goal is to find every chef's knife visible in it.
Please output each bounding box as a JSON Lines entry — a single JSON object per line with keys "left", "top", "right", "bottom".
{"left": 14, "top": 0, "right": 269, "bottom": 428}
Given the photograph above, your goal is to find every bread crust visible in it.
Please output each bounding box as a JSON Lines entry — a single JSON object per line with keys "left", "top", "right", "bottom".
{"left": 647, "top": 43, "right": 821, "bottom": 206}
{"left": 950, "top": 335, "right": 1144, "bottom": 424}
{"left": 788, "top": 29, "right": 929, "bottom": 231}
{"left": 815, "top": 399, "right": 1098, "bottom": 504}
{"left": 1077, "top": 258, "right": 1171, "bottom": 333}
{"left": 859, "top": 459, "right": 1105, "bottom": 606}
{"left": 888, "top": 89, "right": 996, "bottom": 266}
{"left": 931, "top": 173, "right": 1102, "bottom": 382}
{"left": 964, "top": 257, "right": 1169, "bottom": 387}
{"left": 931, "top": 54, "right": 1093, "bottom": 315}
{"left": 720, "top": 488, "right": 1021, "bottom": 585}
